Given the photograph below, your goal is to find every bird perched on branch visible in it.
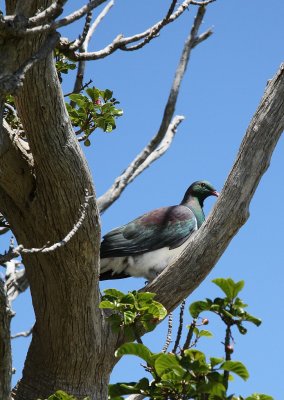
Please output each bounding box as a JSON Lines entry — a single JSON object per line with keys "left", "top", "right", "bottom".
{"left": 100, "top": 180, "right": 219, "bottom": 281}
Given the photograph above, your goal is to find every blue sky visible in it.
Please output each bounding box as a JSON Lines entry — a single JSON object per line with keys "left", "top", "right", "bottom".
{"left": 2, "top": 0, "right": 284, "bottom": 398}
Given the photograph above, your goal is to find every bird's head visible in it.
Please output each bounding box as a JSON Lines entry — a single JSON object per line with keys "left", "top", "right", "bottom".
{"left": 181, "top": 180, "right": 219, "bottom": 206}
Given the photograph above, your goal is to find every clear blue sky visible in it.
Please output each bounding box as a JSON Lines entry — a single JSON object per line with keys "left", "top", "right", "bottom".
{"left": 3, "top": 0, "right": 284, "bottom": 398}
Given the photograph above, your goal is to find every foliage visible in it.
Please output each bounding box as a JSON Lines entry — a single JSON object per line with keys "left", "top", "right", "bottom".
{"left": 108, "top": 278, "right": 272, "bottom": 400}
{"left": 100, "top": 289, "right": 167, "bottom": 340}
{"left": 55, "top": 50, "right": 76, "bottom": 82}
{"left": 66, "top": 87, "right": 123, "bottom": 146}
{"left": 40, "top": 390, "right": 89, "bottom": 399}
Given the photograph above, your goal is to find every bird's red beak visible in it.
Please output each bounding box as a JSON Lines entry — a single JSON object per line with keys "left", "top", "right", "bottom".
{"left": 211, "top": 190, "right": 219, "bottom": 197}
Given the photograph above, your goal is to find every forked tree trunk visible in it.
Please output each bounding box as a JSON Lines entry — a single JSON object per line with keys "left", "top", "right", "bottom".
{"left": 0, "top": 1, "right": 119, "bottom": 399}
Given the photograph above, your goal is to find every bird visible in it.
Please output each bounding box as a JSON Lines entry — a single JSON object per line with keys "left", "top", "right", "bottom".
{"left": 100, "top": 180, "right": 219, "bottom": 281}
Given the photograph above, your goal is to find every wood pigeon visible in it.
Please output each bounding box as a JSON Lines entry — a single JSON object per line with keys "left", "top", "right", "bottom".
{"left": 100, "top": 180, "right": 219, "bottom": 281}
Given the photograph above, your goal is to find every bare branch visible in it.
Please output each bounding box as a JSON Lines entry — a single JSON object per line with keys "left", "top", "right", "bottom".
{"left": 162, "top": 312, "right": 173, "bottom": 353}
{"left": 0, "top": 190, "right": 91, "bottom": 265}
{"left": 69, "top": 10, "right": 93, "bottom": 52}
{"left": 71, "top": 1, "right": 114, "bottom": 98}
{"left": 172, "top": 299, "right": 186, "bottom": 353}
{"left": 0, "top": 279, "right": 13, "bottom": 400}
{"left": 28, "top": 0, "right": 67, "bottom": 26}
{"left": 123, "top": 0, "right": 178, "bottom": 52}
{"left": 145, "top": 63, "right": 284, "bottom": 313}
{"left": 97, "top": 6, "right": 211, "bottom": 213}
{"left": 11, "top": 327, "right": 33, "bottom": 339}
{"left": 5, "top": 263, "right": 28, "bottom": 303}
{"left": 0, "top": 32, "right": 59, "bottom": 95}
{"left": 128, "top": 115, "right": 184, "bottom": 184}
{"left": 53, "top": 0, "right": 107, "bottom": 30}
{"left": 85, "top": 0, "right": 115, "bottom": 49}
{"left": 60, "top": 0, "right": 199, "bottom": 61}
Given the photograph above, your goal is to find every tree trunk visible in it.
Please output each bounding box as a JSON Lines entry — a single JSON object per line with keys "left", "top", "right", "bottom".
{"left": 1, "top": 1, "right": 119, "bottom": 399}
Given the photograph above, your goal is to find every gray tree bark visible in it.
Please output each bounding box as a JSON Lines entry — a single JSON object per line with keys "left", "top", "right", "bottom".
{"left": 0, "top": 1, "right": 283, "bottom": 400}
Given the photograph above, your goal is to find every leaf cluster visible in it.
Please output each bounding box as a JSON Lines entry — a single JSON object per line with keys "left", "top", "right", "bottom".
{"left": 100, "top": 289, "right": 167, "bottom": 340}
{"left": 190, "top": 278, "right": 261, "bottom": 335}
{"left": 110, "top": 342, "right": 254, "bottom": 399}
{"left": 39, "top": 390, "right": 89, "bottom": 400}
{"left": 66, "top": 87, "right": 123, "bottom": 146}
{"left": 55, "top": 50, "right": 76, "bottom": 82}
{"left": 107, "top": 278, "right": 271, "bottom": 400}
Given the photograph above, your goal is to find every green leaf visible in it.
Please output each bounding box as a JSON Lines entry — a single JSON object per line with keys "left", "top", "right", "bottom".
{"left": 220, "top": 360, "right": 249, "bottom": 381}
{"left": 242, "top": 312, "right": 262, "bottom": 326}
{"left": 147, "top": 301, "right": 167, "bottom": 320}
{"left": 212, "top": 278, "right": 245, "bottom": 300}
{"left": 198, "top": 381, "right": 226, "bottom": 397}
{"left": 237, "top": 324, "right": 248, "bottom": 335}
{"left": 123, "top": 310, "right": 136, "bottom": 325}
{"left": 245, "top": 395, "right": 273, "bottom": 400}
{"left": 198, "top": 329, "right": 213, "bottom": 338}
{"left": 119, "top": 293, "right": 136, "bottom": 306}
{"left": 115, "top": 342, "right": 153, "bottom": 364}
{"left": 189, "top": 300, "right": 211, "bottom": 318}
{"left": 210, "top": 357, "right": 224, "bottom": 367}
{"left": 86, "top": 87, "right": 99, "bottom": 102}
{"left": 103, "top": 288, "right": 124, "bottom": 300}
{"left": 104, "top": 89, "right": 113, "bottom": 101}
{"left": 154, "top": 353, "right": 185, "bottom": 378}
{"left": 69, "top": 94, "right": 88, "bottom": 108}
{"left": 46, "top": 391, "right": 77, "bottom": 400}
{"left": 99, "top": 300, "right": 115, "bottom": 309}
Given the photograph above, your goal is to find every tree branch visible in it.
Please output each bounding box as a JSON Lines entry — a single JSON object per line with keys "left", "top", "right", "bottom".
{"left": 28, "top": 0, "right": 68, "bottom": 26}
{"left": 11, "top": 327, "right": 33, "bottom": 339}
{"left": 145, "top": 63, "right": 284, "bottom": 312}
{"left": 0, "top": 120, "right": 34, "bottom": 210}
{"left": 97, "top": 6, "right": 211, "bottom": 213}
{"left": 0, "top": 190, "right": 91, "bottom": 265}
{"left": 0, "top": 32, "right": 59, "bottom": 95}
{"left": 71, "top": 1, "right": 114, "bottom": 97}
{"left": 0, "top": 279, "right": 13, "bottom": 400}
{"left": 127, "top": 115, "right": 184, "bottom": 184}
{"left": 5, "top": 263, "right": 28, "bottom": 303}
{"left": 59, "top": 0, "right": 203, "bottom": 61}
{"left": 69, "top": 10, "right": 93, "bottom": 52}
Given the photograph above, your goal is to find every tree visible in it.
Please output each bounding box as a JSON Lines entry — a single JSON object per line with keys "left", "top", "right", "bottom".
{"left": 0, "top": 1, "right": 283, "bottom": 400}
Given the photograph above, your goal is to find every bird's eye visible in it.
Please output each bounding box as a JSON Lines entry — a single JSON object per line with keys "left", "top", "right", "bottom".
{"left": 201, "top": 183, "right": 205, "bottom": 187}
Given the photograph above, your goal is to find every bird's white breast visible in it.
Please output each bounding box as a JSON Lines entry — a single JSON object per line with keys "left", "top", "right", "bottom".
{"left": 100, "top": 235, "right": 194, "bottom": 281}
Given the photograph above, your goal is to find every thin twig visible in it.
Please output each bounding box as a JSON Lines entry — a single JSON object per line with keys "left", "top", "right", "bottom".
{"left": 11, "top": 327, "right": 33, "bottom": 339}
{"left": 162, "top": 312, "right": 173, "bottom": 353}
{"left": 69, "top": 10, "right": 93, "bottom": 52}
{"left": 182, "top": 319, "right": 196, "bottom": 353}
{"left": 59, "top": 0, "right": 194, "bottom": 61}
{"left": 97, "top": 6, "right": 211, "bottom": 213}
{"left": 172, "top": 299, "right": 186, "bottom": 353}
{"left": 70, "top": 1, "right": 114, "bottom": 101}
{"left": 53, "top": 0, "right": 107, "bottom": 30}
{"left": 85, "top": 0, "right": 115, "bottom": 49}
{"left": 128, "top": 116, "right": 184, "bottom": 184}
{"left": 0, "top": 190, "right": 91, "bottom": 264}
{"left": 123, "top": 0, "right": 178, "bottom": 52}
